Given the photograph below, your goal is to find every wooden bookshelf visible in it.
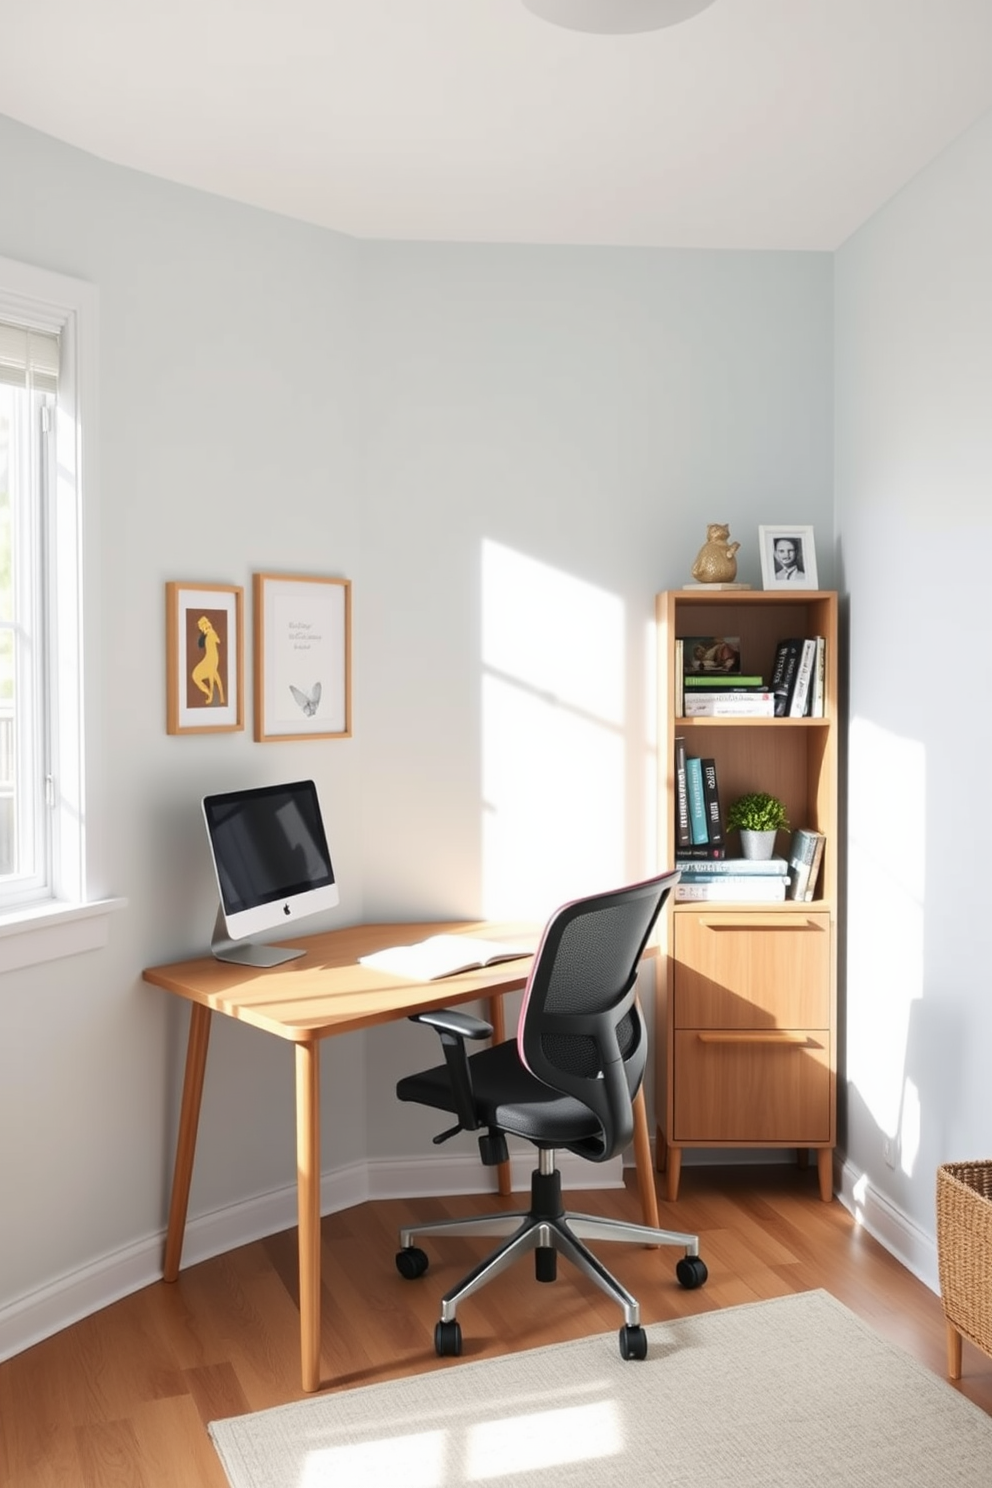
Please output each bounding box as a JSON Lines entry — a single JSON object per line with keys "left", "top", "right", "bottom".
{"left": 656, "top": 589, "right": 839, "bottom": 1201}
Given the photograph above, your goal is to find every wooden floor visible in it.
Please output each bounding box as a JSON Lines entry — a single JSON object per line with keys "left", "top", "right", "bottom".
{"left": 3, "top": 1164, "right": 991, "bottom": 1486}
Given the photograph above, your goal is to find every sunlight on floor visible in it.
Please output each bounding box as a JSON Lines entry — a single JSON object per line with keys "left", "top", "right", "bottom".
{"left": 466, "top": 1399, "right": 621, "bottom": 1478}
{"left": 301, "top": 1428, "right": 446, "bottom": 1488}
{"left": 299, "top": 1399, "right": 622, "bottom": 1486}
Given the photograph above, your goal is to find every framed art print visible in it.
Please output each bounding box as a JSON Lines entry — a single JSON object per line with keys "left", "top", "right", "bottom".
{"left": 758, "top": 525, "right": 819, "bottom": 591}
{"left": 253, "top": 573, "right": 352, "bottom": 741}
{"left": 165, "top": 582, "right": 244, "bottom": 734}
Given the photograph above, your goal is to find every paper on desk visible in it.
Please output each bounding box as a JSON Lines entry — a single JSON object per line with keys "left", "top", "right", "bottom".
{"left": 358, "top": 934, "right": 532, "bottom": 982}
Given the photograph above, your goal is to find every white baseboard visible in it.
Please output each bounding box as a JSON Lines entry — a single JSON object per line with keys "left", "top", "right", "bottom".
{"left": 0, "top": 1151, "right": 621, "bottom": 1364}
{"left": 835, "top": 1156, "right": 939, "bottom": 1295}
{"left": 7, "top": 1150, "right": 930, "bottom": 1366}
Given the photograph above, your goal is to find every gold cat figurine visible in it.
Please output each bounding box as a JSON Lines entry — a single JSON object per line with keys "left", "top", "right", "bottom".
{"left": 691, "top": 523, "right": 740, "bottom": 584}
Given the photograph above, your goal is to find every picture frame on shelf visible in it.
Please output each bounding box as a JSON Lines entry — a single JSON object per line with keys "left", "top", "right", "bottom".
{"left": 165, "top": 582, "right": 244, "bottom": 735}
{"left": 758, "top": 525, "right": 818, "bottom": 590}
{"left": 253, "top": 572, "right": 352, "bottom": 742}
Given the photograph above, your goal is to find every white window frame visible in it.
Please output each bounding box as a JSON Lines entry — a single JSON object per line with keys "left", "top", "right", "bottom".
{"left": 0, "top": 256, "right": 124, "bottom": 968}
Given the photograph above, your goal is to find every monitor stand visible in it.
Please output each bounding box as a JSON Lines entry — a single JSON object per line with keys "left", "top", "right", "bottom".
{"left": 210, "top": 907, "right": 307, "bottom": 968}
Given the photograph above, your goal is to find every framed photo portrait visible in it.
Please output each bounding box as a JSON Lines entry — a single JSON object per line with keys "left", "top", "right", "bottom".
{"left": 165, "top": 583, "right": 244, "bottom": 734}
{"left": 758, "top": 525, "right": 819, "bottom": 591}
{"left": 253, "top": 573, "right": 352, "bottom": 742}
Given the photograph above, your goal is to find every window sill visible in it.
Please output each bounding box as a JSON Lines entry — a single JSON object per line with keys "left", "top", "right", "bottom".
{"left": 0, "top": 897, "right": 127, "bottom": 973}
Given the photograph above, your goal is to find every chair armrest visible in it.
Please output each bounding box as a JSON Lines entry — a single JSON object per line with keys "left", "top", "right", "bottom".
{"left": 408, "top": 1008, "right": 493, "bottom": 1134}
{"left": 409, "top": 1009, "right": 493, "bottom": 1041}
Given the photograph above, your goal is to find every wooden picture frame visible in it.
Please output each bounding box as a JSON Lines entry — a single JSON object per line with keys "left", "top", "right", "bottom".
{"left": 253, "top": 573, "right": 352, "bottom": 742}
{"left": 165, "top": 582, "right": 244, "bottom": 734}
{"left": 758, "top": 525, "right": 819, "bottom": 591}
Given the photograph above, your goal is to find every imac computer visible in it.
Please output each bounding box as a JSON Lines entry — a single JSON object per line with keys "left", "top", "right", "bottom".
{"left": 202, "top": 779, "right": 338, "bottom": 967}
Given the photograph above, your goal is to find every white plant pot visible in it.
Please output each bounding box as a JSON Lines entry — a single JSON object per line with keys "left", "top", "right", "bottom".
{"left": 739, "top": 828, "right": 778, "bottom": 860}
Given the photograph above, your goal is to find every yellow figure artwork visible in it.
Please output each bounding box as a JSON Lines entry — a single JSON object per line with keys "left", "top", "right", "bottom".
{"left": 191, "top": 615, "right": 225, "bottom": 706}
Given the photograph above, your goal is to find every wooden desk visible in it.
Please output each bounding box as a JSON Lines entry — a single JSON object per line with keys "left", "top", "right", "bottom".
{"left": 144, "top": 919, "right": 661, "bottom": 1391}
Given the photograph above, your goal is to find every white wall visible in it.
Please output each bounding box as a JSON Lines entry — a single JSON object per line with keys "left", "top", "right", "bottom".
{"left": 0, "top": 113, "right": 835, "bottom": 1356}
{"left": 834, "top": 109, "right": 992, "bottom": 1285}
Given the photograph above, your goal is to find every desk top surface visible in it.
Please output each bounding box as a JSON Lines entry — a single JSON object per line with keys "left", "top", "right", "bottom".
{"left": 142, "top": 920, "right": 538, "bottom": 1043}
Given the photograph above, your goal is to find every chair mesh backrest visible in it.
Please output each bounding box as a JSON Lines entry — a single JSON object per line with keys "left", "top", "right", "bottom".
{"left": 518, "top": 872, "right": 678, "bottom": 1161}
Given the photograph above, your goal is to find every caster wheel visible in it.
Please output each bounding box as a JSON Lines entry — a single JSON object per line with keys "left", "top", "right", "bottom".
{"left": 676, "top": 1254, "right": 708, "bottom": 1290}
{"left": 396, "top": 1246, "right": 429, "bottom": 1280}
{"left": 619, "top": 1325, "right": 648, "bottom": 1361}
{"left": 435, "top": 1319, "right": 463, "bottom": 1357}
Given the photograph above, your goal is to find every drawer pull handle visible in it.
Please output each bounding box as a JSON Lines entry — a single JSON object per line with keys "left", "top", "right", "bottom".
{"left": 701, "top": 919, "right": 821, "bottom": 932}
{"left": 697, "top": 1031, "right": 819, "bottom": 1047}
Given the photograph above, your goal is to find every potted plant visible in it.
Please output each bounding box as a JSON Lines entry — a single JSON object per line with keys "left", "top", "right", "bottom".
{"left": 726, "top": 791, "right": 789, "bottom": 860}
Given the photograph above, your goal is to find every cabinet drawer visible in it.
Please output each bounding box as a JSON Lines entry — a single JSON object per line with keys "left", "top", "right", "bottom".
{"left": 673, "top": 912, "right": 830, "bottom": 1029}
{"left": 672, "top": 1030, "right": 832, "bottom": 1143}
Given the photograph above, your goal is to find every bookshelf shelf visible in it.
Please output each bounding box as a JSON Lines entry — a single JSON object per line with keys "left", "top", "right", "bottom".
{"left": 656, "top": 588, "right": 839, "bottom": 1204}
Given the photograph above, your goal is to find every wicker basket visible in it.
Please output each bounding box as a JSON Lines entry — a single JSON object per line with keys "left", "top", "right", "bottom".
{"left": 936, "top": 1160, "right": 992, "bottom": 1377}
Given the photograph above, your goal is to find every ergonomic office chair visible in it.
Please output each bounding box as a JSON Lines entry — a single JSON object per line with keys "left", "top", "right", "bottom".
{"left": 394, "top": 872, "right": 707, "bottom": 1361}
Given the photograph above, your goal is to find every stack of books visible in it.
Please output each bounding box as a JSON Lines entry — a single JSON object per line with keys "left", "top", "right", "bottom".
{"left": 674, "top": 739, "right": 725, "bottom": 853}
{"left": 787, "top": 828, "right": 827, "bottom": 900}
{"left": 676, "top": 633, "right": 774, "bottom": 716}
{"left": 673, "top": 855, "right": 790, "bottom": 902}
{"left": 683, "top": 675, "right": 774, "bottom": 717}
{"left": 770, "top": 637, "right": 826, "bottom": 718}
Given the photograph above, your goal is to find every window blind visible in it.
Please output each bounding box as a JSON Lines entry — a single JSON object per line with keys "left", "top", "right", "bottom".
{"left": 0, "top": 320, "right": 59, "bottom": 393}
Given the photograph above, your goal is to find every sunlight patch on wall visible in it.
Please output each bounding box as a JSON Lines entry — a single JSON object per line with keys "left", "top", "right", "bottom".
{"left": 481, "top": 541, "right": 625, "bottom": 920}
{"left": 846, "top": 717, "right": 924, "bottom": 1156}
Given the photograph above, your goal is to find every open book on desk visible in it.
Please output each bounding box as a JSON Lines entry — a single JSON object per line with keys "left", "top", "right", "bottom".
{"left": 358, "top": 934, "right": 534, "bottom": 982}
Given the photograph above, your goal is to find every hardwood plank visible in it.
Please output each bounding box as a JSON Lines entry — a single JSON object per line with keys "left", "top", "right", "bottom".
{"left": 3, "top": 1165, "right": 991, "bottom": 1487}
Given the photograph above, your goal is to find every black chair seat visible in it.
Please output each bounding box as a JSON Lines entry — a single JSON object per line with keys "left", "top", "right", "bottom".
{"left": 398, "top": 1038, "right": 604, "bottom": 1147}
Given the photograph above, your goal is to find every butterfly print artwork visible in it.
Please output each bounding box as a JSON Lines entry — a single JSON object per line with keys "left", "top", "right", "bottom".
{"left": 289, "top": 681, "right": 322, "bottom": 717}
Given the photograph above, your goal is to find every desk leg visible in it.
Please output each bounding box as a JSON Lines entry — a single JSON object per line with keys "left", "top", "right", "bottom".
{"left": 296, "top": 1040, "right": 322, "bottom": 1393}
{"left": 487, "top": 994, "right": 513, "bottom": 1198}
{"left": 632, "top": 1088, "right": 660, "bottom": 1232}
{"left": 164, "top": 1002, "right": 213, "bottom": 1283}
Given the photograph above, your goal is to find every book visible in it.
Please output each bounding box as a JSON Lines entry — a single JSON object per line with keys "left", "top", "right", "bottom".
{"left": 675, "top": 855, "right": 789, "bottom": 877}
{"left": 359, "top": 934, "right": 533, "bottom": 981}
{"left": 684, "top": 694, "right": 775, "bottom": 717}
{"left": 810, "top": 636, "right": 826, "bottom": 718}
{"left": 674, "top": 638, "right": 684, "bottom": 718}
{"left": 684, "top": 755, "right": 709, "bottom": 845}
{"left": 700, "top": 758, "right": 724, "bottom": 844}
{"left": 803, "top": 831, "right": 827, "bottom": 901}
{"left": 674, "top": 877, "right": 788, "bottom": 903}
{"left": 788, "top": 638, "right": 818, "bottom": 717}
{"left": 682, "top": 636, "right": 741, "bottom": 674}
{"left": 683, "top": 674, "right": 765, "bottom": 688}
{"left": 770, "top": 638, "right": 803, "bottom": 717}
{"left": 787, "top": 828, "right": 820, "bottom": 900}
{"left": 674, "top": 736, "right": 691, "bottom": 847}
{"left": 684, "top": 685, "right": 771, "bottom": 699}
{"left": 673, "top": 843, "right": 727, "bottom": 860}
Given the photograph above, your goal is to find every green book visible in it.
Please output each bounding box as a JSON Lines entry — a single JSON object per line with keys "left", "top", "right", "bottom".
{"left": 684, "top": 674, "right": 764, "bottom": 688}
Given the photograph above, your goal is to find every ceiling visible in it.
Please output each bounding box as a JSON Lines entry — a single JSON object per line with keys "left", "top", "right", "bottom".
{"left": 2, "top": 0, "right": 992, "bottom": 251}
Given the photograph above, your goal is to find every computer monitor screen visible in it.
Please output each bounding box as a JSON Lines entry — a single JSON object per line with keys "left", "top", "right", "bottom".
{"left": 202, "top": 779, "right": 339, "bottom": 966}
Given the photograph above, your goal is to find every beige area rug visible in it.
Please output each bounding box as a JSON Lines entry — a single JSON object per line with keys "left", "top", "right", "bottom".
{"left": 209, "top": 1290, "right": 991, "bottom": 1487}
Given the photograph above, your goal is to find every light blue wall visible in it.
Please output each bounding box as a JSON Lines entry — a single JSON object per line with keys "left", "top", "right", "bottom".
{"left": 834, "top": 108, "right": 992, "bottom": 1280}
{"left": 0, "top": 106, "right": 834, "bottom": 1354}
{"left": 0, "top": 115, "right": 368, "bottom": 1339}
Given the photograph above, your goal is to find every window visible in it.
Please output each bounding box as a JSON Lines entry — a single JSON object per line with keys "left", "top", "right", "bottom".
{"left": 0, "top": 321, "right": 58, "bottom": 899}
{"left": 0, "top": 257, "right": 92, "bottom": 920}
